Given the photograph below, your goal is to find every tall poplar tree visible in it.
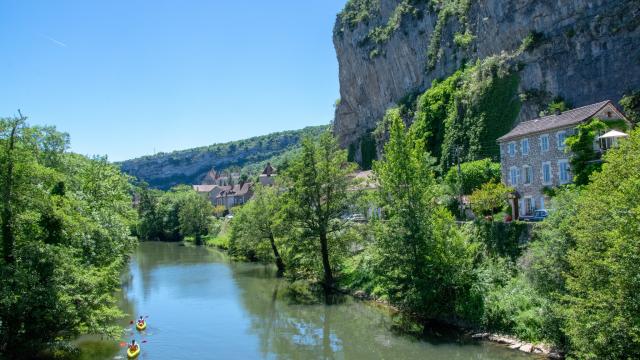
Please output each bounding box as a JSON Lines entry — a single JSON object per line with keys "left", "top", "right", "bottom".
{"left": 283, "top": 131, "right": 355, "bottom": 294}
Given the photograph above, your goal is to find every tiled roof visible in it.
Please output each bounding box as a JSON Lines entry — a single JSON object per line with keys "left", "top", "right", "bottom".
{"left": 497, "top": 100, "right": 612, "bottom": 142}
{"left": 262, "top": 162, "right": 275, "bottom": 176}
{"left": 216, "top": 183, "right": 253, "bottom": 198}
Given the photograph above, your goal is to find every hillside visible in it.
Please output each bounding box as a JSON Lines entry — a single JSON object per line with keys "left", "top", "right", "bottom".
{"left": 119, "top": 125, "right": 328, "bottom": 189}
{"left": 333, "top": 0, "right": 640, "bottom": 165}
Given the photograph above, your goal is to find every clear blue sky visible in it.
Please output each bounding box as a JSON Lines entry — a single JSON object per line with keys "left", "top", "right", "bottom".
{"left": 0, "top": 0, "right": 345, "bottom": 161}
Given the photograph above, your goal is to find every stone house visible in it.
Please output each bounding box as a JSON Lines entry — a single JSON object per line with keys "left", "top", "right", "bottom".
{"left": 215, "top": 182, "right": 254, "bottom": 209}
{"left": 193, "top": 184, "right": 224, "bottom": 204}
{"left": 497, "top": 100, "right": 630, "bottom": 218}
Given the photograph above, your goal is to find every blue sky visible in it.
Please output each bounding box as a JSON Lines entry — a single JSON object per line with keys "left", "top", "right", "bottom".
{"left": 0, "top": 0, "right": 345, "bottom": 161}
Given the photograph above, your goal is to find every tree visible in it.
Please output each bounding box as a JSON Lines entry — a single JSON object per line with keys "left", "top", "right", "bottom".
{"left": 565, "top": 119, "right": 607, "bottom": 185}
{"left": 230, "top": 185, "right": 286, "bottom": 275}
{"left": 469, "top": 181, "right": 512, "bottom": 217}
{"left": 283, "top": 131, "right": 356, "bottom": 294}
{"left": 563, "top": 128, "right": 640, "bottom": 359}
{"left": 0, "top": 116, "right": 135, "bottom": 358}
{"left": 178, "top": 190, "right": 213, "bottom": 245}
{"left": 136, "top": 183, "right": 164, "bottom": 241}
{"left": 620, "top": 90, "right": 640, "bottom": 124}
{"left": 371, "top": 108, "right": 480, "bottom": 321}
{"left": 444, "top": 158, "right": 501, "bottom": 195}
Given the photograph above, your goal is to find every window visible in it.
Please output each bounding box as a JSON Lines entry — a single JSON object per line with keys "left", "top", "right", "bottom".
{"left": 521, "top": 138, "right": 530, "bottom": 156}
{"left": 524, "top": 197, "right": 535, "bottom": 215}
{"left": 540, "top": 134, "right": 550, "bottom": 152}
{"left": 508, "top": 142, "right": 516, "bottom": 157}
{"left": 539, "top": 197, "right": 545, "bottom": 210}
{"left": 523, "top": 165, "right": 533, "bottom": 185}
{"left": 556, "top": 131, "right": 567, "bottom": 150}
{"left": 509, "top": 167, "right": 519, "bottom": 186}
{"left": 558, "top": 160, "right": 571, "bottom": 184}
{"left": 542, "top": 162, "right": 552, "bottom": 185}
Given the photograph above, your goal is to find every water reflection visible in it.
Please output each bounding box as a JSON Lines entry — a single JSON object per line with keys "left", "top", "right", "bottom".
{"left": 228, "top": 250, "right": 536, "bottom": 360}
{"left": 79, "top": 242, "right": 537, "bottom": 360}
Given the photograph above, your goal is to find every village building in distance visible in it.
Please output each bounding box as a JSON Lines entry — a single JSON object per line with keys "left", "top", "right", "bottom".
{"left": 497, "top": 100, "right": 631, "bottom": 219}
{"left": 193, "top": 163, "right": 277, "bottom": 210}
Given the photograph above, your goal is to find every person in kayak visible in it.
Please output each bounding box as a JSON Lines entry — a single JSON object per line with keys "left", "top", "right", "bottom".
{"left": 129, "top": 339, "right": 138, "bottom": 351}
{"left": 138, "top": 316, "right": 144, "bottom": 324}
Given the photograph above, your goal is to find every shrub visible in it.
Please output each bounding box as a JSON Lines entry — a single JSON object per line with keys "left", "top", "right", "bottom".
{"left": 444, "top": 158, "right": 501, "bottom": 195}
{"left": 469, "top": 181, "right": 512, "bottom": 217}
{"left": 454, "top": 30, "right": 475, "bottom": 48}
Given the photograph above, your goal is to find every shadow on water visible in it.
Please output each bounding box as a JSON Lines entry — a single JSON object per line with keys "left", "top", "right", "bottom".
{"left": 229, "top": 260, "right": 537, "bottom": 359}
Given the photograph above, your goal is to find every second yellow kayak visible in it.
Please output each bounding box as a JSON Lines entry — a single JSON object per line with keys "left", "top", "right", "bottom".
{"left": 136, "top": 321, "right": 146, "bottom": 331}
{"left": 127, "top": 345, "right": 140, "bottom": 359}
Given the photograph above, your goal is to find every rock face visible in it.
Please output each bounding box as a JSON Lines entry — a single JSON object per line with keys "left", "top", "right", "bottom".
{"left": 333, "top": 0, "right": 640, "bottom": 149}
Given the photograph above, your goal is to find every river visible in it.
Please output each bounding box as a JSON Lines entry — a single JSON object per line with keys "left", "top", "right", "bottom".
{"left": 77, "top": 242, "right": 538, "bottom": 360}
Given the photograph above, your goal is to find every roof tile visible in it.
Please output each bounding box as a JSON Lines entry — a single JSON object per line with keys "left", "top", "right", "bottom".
{"left": 497, "top": 100, "right": 612, "bottom": 142}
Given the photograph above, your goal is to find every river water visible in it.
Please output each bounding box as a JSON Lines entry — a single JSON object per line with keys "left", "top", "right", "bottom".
{"left": 79, "top": 242, "right": 537, "bottom": 360}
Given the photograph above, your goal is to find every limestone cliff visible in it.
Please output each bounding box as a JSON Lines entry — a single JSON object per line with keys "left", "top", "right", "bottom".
{"left": 333, "top": 0, "right": 640, "bottom": 151}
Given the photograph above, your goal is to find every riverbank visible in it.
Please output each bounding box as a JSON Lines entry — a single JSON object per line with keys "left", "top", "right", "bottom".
{"left": 189, "top": 237, "right": 554, "bottom": 359}
{"left": 348, "top": 286, "right": 560, "bottom": 358}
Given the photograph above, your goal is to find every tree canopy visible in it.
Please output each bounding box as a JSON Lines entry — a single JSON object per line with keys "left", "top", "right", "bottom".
{"left": 0, "top": 117, "right": 135, "bottom": 358}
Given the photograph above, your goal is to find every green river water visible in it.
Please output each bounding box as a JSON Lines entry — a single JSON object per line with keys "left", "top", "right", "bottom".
{"left": 77, "top": 242, "right": 539, "bottom": 360}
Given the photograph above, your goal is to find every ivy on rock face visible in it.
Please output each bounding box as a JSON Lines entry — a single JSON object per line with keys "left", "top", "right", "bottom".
{"left": 410, "top": 57, "right": 521, "bottom": 172}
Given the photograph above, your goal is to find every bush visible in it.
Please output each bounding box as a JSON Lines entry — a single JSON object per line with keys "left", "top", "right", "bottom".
{"left": 482, "top": 274, "right": 546, "bottom": 342}
{"left": 454, "top": 30, "right": 475, "bottom": 48}
{"left": 444, "top": 158, "right": 501, "bottom": 194}
{"left": 467, "top": 220, "right": 529, "bottom": 259}
{"left": 469, "top": 181, "right": 512, "bottom": 217}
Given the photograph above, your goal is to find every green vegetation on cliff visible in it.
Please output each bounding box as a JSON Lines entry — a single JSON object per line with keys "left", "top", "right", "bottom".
{"left": 120, "top": 125, "right": 328, "bottom": 189}
{"left": 381, "top": 56, "right": 521, "bottom": 173}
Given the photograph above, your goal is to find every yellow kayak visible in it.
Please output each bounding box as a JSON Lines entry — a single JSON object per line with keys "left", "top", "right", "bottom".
{"left": 136, "top": 321, "right": 146, "bottom": 331}
{"left": 127, "top": 345, "right": 140, "bottom": 359}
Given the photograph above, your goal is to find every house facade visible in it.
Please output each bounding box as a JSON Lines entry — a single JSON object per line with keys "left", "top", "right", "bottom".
{"left": 193, "top": 184, "right": 224, "bottom": 203}
{"left": 497, "top": 100, "right": 630, "bottom": 218}
{"left": 215, "top": 182, "right": 254, "bottom": 209}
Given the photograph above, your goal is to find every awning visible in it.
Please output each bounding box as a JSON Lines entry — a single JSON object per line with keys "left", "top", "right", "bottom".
{"left": 598, "top": 130, "right": 629, "bottom": 139}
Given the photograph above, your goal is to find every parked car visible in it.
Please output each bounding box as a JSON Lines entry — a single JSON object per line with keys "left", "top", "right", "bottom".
{"left": 345, "top": 213, "right": 366, "bottom": 222}
{"left": 530, "top": 209, "right": 549, "bottom": 222}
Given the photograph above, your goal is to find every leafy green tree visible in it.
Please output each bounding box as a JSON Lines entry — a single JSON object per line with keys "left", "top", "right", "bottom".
{"left": 0, "top": 116, "right": 135, "bottom": 358}
{"left": 178, "top": 190, "right": 213, "bottom": 245}
{"left": 372, "top": 108, "right": 480, "bottom": 321}
{"left": 283, "top": 131, "right": 356, "bottom": 294}
{"left": 620, "top": 90, "right": 640, "bottom": 124}
{"left": 444, "top": 158, "right": 501, "bottom": 195}
{"left": 469, "top": 181, "right": 512, "bottom": 217}
{"left": 565, "top": 118, "right": 606, "bottom": 185}
{"left": 229, "top": 185, "right": 286, "bottom": 275}
{"left": 563, "top": 128, "right": 640, "bottom": 359}
{"left": 136, "top": 183, "right": 164, "bottom": 241}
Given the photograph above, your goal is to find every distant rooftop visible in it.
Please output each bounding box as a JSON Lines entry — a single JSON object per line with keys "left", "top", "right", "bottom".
{"left": 497, "top": 100, "right": 625, "bottom": 142}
